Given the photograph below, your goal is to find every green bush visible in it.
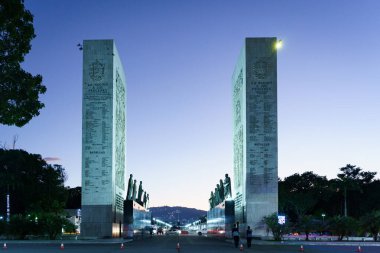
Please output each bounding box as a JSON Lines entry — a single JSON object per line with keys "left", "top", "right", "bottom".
{"left": 360, "top": 211, "right": 380, "bottom": 241}
{"left": 328, "top": 216, "right": 358, "bottom": 241}
{"left": 8, "top": 214, "right": 37, "bottom": 239}
{"left": 263, "top": 213, "right": 290, "bottom": 241}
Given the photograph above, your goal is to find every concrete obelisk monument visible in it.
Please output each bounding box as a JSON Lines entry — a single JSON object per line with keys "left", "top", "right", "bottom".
{"left": 232, "top": 38, "right": 278, "bottom": 236}
{"left": 81, "top": 40, "right": 126, "bottom": 238}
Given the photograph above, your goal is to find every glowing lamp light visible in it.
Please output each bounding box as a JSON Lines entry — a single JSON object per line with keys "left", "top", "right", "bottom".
{"left": 275, "top": 40, "right": 283, "bottom": 50}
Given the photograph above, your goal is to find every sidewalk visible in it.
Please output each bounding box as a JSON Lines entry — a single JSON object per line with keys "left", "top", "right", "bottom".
{"left": 0, "top": 238, "right": 133, "bottom": 245}
{"left": 225, "top": 239, "right": 380, "bottom": 247}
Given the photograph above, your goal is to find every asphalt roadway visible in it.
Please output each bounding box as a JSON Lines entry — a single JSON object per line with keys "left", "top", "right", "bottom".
{"left": 2, "top": 235, "right": 380, "bottom": 253}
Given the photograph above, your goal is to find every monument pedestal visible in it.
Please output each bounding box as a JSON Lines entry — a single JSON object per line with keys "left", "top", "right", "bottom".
{"left": 123, "top": 200, "right": 151, "bottom": 239}
{"left": 207, "top": 200, "right": 235, "bottom": 238}
{"left": 81, "top": 205, "right": 123, "bottom": 238}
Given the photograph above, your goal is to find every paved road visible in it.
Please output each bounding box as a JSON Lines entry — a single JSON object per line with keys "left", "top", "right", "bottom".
{"left": 2, "top": 235, "right": 380, "bottom": 253}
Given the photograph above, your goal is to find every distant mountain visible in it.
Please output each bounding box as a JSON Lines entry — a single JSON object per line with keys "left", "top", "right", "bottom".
{"left": 150, "top": 206, "right": 206, "bottom": 226}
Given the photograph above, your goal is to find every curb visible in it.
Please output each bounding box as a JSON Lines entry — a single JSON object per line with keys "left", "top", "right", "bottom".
{"left": 225, "top": 239, "right": 380, "bottom": 247}
{"left": 0, "top": 239, "right": 133, "bottom": 245}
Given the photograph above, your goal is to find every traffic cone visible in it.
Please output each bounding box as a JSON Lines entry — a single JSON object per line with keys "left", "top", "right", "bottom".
{"left": 299, "top": 245, "right": 304, "bottom": 252}
{"left": 3, "top": 243, "right": 7, "bottom": 250}
{"left": 239, "top": 243, "right": 244, "bottom": 251}
{"left": 60, "top": 243, "right": 64, "bottom": 250}
{"left": 176, "top": 242, "right": 180, "bottom": 252}
{"left": 356, "top": 245, "right": 362, "bottom": 252}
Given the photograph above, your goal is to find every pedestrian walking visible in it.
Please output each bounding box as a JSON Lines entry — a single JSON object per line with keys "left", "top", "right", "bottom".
{"left": 232, "top": 223, "right": 240, "bottom": 248}
{"left": 246, "top": 226, "right": 253, "bottom": 248}
{"left": 150, "top": 227, "right": 153, "bottom": 237}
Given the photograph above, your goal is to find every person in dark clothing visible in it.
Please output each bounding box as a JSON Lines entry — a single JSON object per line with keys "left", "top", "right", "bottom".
{"left": 246, "top": 226, "right": 253, "bottom": 248}
{"left": 232, "top": 223, "right": 240, "bottom": 248}
{"left": 150, "top": 227, "right": 153, "bottom": 237}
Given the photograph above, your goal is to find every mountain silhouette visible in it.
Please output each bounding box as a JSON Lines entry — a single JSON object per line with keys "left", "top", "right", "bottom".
{"left": 150, "top": 206, "right": 206, "bottom": 225}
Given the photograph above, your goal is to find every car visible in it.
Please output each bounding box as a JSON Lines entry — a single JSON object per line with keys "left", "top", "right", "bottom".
{"left": 166, "top": 228, "right": 181, "bottom": 236}
{"left": 180, "top": 230, "right": 189, "bottom": 235}
{"left": 197, "top": 228, "right": 207, "bottom": 236}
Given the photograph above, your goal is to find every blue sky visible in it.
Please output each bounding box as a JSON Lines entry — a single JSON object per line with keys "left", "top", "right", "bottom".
{"left": 1, "top": 0, "right": 379, "bottom": 210}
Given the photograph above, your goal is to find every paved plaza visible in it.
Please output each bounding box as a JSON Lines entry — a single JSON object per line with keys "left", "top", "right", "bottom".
{"left": 2, "top": 236, "right": 380, "bottom": 253}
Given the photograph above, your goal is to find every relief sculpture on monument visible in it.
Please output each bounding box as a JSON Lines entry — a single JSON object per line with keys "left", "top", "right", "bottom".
{"left": 209, "top": 191, "right": 215, "bottom": 209}
{"left": 223, "top": 174, "right": 232, "bottom": 199}
{"left": 126, "top": 174, "right": 133, "bottom": 200}
{"left": 218, "top": 180, "right": 225, "bottom": 200}
{"left": 137, "top": 181, "right": 143, "bottom": 204}
{"left": 132, "top": 179, "right": 137, "bottom": 200}
{"left": 115, "top": 71, "right": 125, "bottom": 189}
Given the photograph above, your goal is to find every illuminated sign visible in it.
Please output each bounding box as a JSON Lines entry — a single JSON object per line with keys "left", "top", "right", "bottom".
{"left": 278, "top": 215, "right": 286, "bottom": 225}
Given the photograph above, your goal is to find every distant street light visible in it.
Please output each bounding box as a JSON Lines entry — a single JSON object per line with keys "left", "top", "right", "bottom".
{"left": 321, "top": 213, "right": 326, "bottom": 224}
{"left": 6, "top": 192, "right": 10, "bottom": 222}
{"left": 176, "top": 210, "right": 180, "bottom": 226}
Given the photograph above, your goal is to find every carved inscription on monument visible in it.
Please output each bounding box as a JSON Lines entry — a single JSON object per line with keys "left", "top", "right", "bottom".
{"left": 246, "top": 52, "right": 277, "bottom": 194}
{"left": 83, "top": 56, "right": 113, "bottom": 204}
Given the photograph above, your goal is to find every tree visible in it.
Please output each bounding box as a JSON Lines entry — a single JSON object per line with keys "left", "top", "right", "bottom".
{"left": 296, "top": 215, "right": 317, "bottom": 241}
{"left": 360, "top": 211, "right": 380, "bottom": 241}
{"left": 0, "top": 219, "right": 6, "bottom": 236}
{"left": 329, "top": 216, "right": 358, "bottom": 241}
{"left": 39, "top": 212, "right": 74, "bottom": 240}
{"left": 263, "top": 213, "right": 289, "bottom": 241}
{"left": 336, "top": 164, "right": 377, "bottom": 217}
{"left": 0, "top": 149, "right": 73, "bottom": 239}
{"left": 361, "top": 180, "right": 380, "bottom": 213}
{"left": 7, "top": 214, "right": 37, "bottom": 239}
{"left": 0, "top": 149, "right": 67, "bottom": 215}
{"left": 65, "top": 186, "right": 82, "bottom": 209}
{"left": 0, "top": 0, "right": 46, "bottom": 127}
{"left": 279, "top": 172, "right": 330, "bottom": 222}
{"left": 5, "top": 212, "right": 75, "bottom": 240}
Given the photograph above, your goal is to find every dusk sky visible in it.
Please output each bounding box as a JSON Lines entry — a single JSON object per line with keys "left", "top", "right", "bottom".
{"left": 1, "top": 0, "right": 379, "bottom": 210}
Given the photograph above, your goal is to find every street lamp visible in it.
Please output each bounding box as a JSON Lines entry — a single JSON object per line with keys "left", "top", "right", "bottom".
{"left": 321, "top": 213, "right": 326, "bottom": 223}
{"left": 275, "top": 40, "right": 283, "bottom": 50}
{"left": 6, "top": 192, "right": 10, "bottom": 222}
{"left": 176, "top": 210, "right": 180, "bottom": 226}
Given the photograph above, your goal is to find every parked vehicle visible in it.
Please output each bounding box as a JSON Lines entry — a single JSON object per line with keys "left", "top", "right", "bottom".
{"left": 197, "top": 228, "right": 207, "bottom": 236}
{"left": 166, "top": 228, "right": 180, "bottom": 236}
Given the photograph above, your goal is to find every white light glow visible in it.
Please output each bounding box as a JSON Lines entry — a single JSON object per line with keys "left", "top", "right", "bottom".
{"left": 275, "top": 40, "right": 283, "bottom": 50}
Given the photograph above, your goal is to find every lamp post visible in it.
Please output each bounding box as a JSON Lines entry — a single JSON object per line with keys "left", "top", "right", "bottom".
{"left": 321, "top": 213, "right": 326, "bottom": 224}
{"left": 176, "top": 210, "right": 180, "bottom": 226}
{"left": 275, "top": 40, "right": 283, "bottom": 50}
{"left": 6, "top": 190, "right": 10, "bottom": 223}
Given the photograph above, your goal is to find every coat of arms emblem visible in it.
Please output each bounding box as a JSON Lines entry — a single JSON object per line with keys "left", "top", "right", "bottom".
{"left": 253, "top": 58, "right": 272, "bottom": 79}
{"left": 89, "top": 60, "right": 105, "bottom": 81}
